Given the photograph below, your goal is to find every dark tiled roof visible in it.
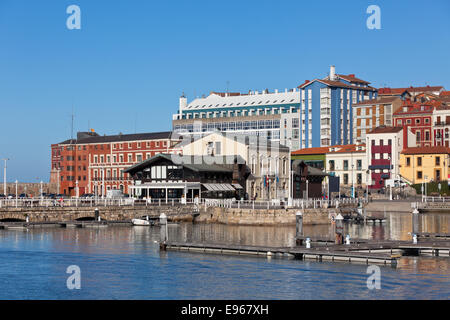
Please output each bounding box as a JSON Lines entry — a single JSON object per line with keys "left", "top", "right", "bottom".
{"left": 298, "top": 79, "right": 376, "bottom": 91}
{"left": 59, "top": 131, "right": 174, "bottom": 145}
{"left": 124, "top": 153, "right": 243, "bottom": 174}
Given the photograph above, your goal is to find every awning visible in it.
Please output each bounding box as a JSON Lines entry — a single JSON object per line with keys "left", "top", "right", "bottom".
{"left": 203, "top": 183, "right": 235, "bottom": 191}
{"left": 232, "top": 183, "right": 243, "bottom": 189}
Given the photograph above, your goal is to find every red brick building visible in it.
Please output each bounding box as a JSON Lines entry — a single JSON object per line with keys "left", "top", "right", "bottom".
{"left": 50, "top": 131, "right": 182, "bottom": 196}
{"left": 392, "top": 100, "right": 439, "bottom": 147}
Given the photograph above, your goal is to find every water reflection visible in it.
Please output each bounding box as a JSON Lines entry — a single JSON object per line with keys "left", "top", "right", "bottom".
{"left": 0, "top": 220, "right": 449, "bottom": 300}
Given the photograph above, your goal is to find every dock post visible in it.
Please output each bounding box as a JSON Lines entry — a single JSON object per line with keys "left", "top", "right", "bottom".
{"left": 159, "top": 212, "right": 168, "bottom": 244}
{"left": 345, "top": 234, "right": 350, "bottom": 245}
{"left": 335, "top": 214, "right": 344, "bottom": 245}
{"left": 295, "top": 211, "right": 303, "bottom": 246}
{"left": 95, "top": 208, "right": 99, "bottom": 221}
{"left": 412, "top": 207, "right": 419, "bottom": 241}
{"left": 306, "top": 238, "right": 311, "bottom": 249}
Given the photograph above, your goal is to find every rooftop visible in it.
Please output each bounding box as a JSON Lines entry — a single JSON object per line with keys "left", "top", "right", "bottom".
{"left": 124, "top": 153, "right": 244, "bottom": 174}
{"left": 367, "top": 126, "right": 403, "bottom": 134}
{"left": 401, "top": 146, "right": 450, "bottom": 155}
{"left": 352, "top": 96, "right": 400, "bottom": 107}
{"left": 59, "top": 131, "right": 175, "bottom": 145}
{"left": 182, "top": 89, "right": 300, "bottom": 111}
{"left": 378, "top": 86, "right": 444, "bottom": 95}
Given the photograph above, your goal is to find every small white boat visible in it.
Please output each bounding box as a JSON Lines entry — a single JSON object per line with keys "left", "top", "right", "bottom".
{"left": 132, "top": 218, "right": 151, "bottom": 226}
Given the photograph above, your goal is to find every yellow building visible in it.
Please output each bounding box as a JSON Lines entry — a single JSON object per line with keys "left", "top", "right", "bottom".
{"left": 399, "top": 146, "right": 450, "bottom": 184}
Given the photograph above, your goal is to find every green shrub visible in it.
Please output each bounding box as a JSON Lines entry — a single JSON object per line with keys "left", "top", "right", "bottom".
{"left": 412, "top": 180, "right": 449, "bottom": 196}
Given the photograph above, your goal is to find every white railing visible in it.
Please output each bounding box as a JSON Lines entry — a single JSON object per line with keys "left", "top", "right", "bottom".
{"left": 422, "top": 196, "right": 450, "bottom": 203}
{"left": 0, "top": 196, "right": 363, "bottom": 209}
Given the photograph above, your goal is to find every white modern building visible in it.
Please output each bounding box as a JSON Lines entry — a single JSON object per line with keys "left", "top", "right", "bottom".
{"left": 173, "top": 89, "right": 302, "bottom": 150}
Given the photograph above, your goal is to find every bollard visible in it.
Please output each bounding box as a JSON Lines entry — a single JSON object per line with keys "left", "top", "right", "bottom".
{"left": 159, "top": 212, "right": 168, "bottom": 244}
{"left": 412, "top": 207, "right": 420, "bottom": 236}
{"left": 335, "top": 214, "right": 344, "bottom": 245}
{"left": 305, "top": 238, "right": 311, "bottom": 249}
{"left": 345, "top": 234, "right": 350, "bottom": 245}
{"left": 295, "top": 211, "right": 303, "bottom": 246}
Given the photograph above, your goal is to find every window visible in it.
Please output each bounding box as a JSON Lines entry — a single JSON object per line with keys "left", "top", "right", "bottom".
{"left": 357, "top": 160, "right": 362, "bottom": 170}
{"left": 343, "top": 160, "right": 349, "bottom": 171}
{"left": 415, "top": 119, "right": 420, "bottom": 124}
{"left": 417, "top": 157, "right": 422, "bottom": 166}
{"left": 215, "top": 142, "right": 221, "bottom": 155}
{"left": 344, "top": 174, "right": 349, "bottom": 185}
{"left": 436, "top": 156, "right": 440, "bottom": 166}
{"left": 416, "top": 131, "right": 421, "bottom": 142}
{"left": 136, "top": 154, "right": 142, "bottom": 162}
{"left": 417, "top": 171, "right": 423, "bottom": 179}
{"left": 388, "top": 139, "right": 392, "bottom": 145}
{"left": 357, "top": 173, "right": 362, "bottom": 185}
{"left": 128, "top": 154, "right": 133, "bottom": 162}
{"left": 406, "top": 157, "right": 411, "bottom": 167}
{"left": 329, "top": 160, "right": 335, "bottom": 171}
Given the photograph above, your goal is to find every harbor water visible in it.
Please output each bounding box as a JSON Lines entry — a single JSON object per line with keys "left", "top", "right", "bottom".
{"left": 0, "top": 212, "right": 448, "bottom": 300}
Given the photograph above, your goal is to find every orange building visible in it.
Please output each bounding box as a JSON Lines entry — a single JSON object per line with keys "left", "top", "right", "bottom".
{"left": 352, "top": 96, "right": 403, "bottom": 144}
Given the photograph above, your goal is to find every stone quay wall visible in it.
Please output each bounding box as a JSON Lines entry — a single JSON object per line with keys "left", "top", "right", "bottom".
{"left": 0, "top": 205, "right": 342, "bottom": 225}
{"left": 0, "top": 205, "right": 198, "bottom": 223}
{"left": 186, "top": 207, "right": 331, "bottom": 226}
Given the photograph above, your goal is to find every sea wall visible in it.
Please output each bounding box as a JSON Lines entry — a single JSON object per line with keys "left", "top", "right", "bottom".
{"left": 189, "top": 207, "right": 331, "bottom": 226}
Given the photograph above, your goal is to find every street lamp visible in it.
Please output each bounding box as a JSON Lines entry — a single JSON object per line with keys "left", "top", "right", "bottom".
{"left": 15, "top": 180, "right": 18, "bottom": 207}
{"left": 2, "top": 158, "right": 9, "bottom": 196}
{"left": 351, "top": 164, "right": 355, "bottom": 198}
{"left": 388, "top": 156, "right": 392, "bottom": 201}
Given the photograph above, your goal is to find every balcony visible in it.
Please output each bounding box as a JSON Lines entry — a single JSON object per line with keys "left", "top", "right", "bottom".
{"left": 434, "top": 121, "right": 450, "bottom": 126}
{"left": 371, "top": 145, "right": 391, "bottom": 154}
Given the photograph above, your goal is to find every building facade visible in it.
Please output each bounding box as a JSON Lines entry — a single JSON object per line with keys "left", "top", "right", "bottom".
{"left": 297, "top": 66, "right": 377, "bottom": 147}
{"left": 50, "top": 131, "right": 182, "bottom": 196}
{"left": 393, "top": 100, "right": 436, "bottom": 147}
{"left": 432, "top": 105, "right": 450, "bottom": 147}
{"left": 173, "top": 66, "right": 377, "bottom": 151}
{"left": 125, "top": 154, "right": 249, "bottom": 201}
{"left": 399, "top": 147, "right": 450, "bottom": 184}
{"left": 178, "top": 132, "right": 290, "bottom": 200}
{"left": 172, "top": 89, "right": 302, "bottom": 150}
{"left": 353, "top": 97, "right": 403, "bottom": 144}
{"left": 365, "top": 126, "right": 416, "bottom": 189}
{"left": 325, "top": 144, "right": 368, "bottom": 188}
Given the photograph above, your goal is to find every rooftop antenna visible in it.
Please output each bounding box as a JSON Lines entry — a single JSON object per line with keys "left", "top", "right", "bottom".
{"left": 226, "top": 80, "right": 230, "bottom": 94}
{"left": 71, "top": 105, "right": 74, "bottom": 143}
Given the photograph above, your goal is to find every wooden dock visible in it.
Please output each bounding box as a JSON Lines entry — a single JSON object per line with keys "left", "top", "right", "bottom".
{"left": 162, "top": 237, "right": 450, "bottom": 267}
{"left": 163, "top": 241, "right": 400, "bottom": 266}
{"left": 0, "top": 220, "right": 133, "bottom": 230}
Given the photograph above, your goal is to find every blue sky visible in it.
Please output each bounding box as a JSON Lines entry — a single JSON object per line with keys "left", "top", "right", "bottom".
{"left": 0, "top": 0, "right": 449, "bottom": 182}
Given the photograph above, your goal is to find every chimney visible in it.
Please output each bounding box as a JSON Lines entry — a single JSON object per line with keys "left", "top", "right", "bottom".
{"left": 179, "top": 93, "right": 187, "bottom": 112}
{"left": 330, "top": 65, "right": 336, "bottom": 81}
